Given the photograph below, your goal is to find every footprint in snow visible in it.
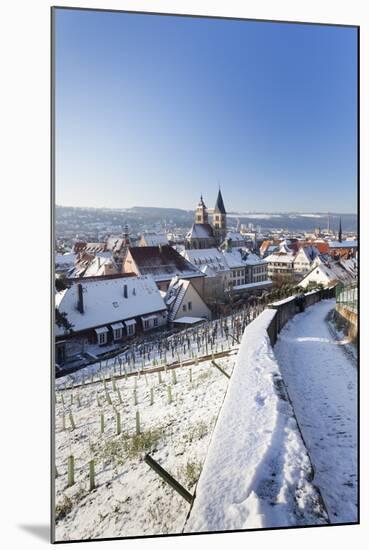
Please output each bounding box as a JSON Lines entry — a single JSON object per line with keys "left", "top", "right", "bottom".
{"left": 255, "top": 392, "right": 267, "bottom": 406}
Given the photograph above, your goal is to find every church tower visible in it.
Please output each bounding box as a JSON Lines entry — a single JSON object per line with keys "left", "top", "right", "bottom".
{"left": 212, "top": 188, "right": 227, "bottom": 245}
{"left": 195, "top": 195, "right": 209, "bottom": 224}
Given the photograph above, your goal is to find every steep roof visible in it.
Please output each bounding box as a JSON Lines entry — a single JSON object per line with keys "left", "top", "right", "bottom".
{"left": 328, "top": 240, "right": 358, "bottom": 249}
{"left": 214, "top": 189, "right": 226, "bottom": 214}
{"left": 299, "top": 259, "right": 356, "bottom": 288}
{"left": 128, "top": 245, "right": 203, "bottom": 281}
{"left": 186, "top": 223, "right": 214, "bottom": 240}
{"left": 55, "top": 275, "right": 166, "bottom": 336}
{"left": 165, "top": 278, "right": 191, "bottom": 321}
{"left": 182, "top": 248, "right": 230, "bottom": 272}
{"left": 140, "top": 233, "right": 168, "bottom": 247}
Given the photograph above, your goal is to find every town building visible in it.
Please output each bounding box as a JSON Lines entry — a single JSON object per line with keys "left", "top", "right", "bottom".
{"left": 298, "top": 258, "right": 357, "bottom": 289}
{"left": 123, "top": 245, "right": 205, "bottom": 293}
{"left": 164, "top": 277, "right": 212, "bottom": 323}
{"left": 292, "top": 245, "right": 320, "bottom": 277}
{"left": 181, "top": 247, "right": 231, "bottom": 303}
{"left": 265, "top": 242, "right": 295, "bottom": 279}
{"left": 328, "top": 240, "right": 358, "bottom": 260}
{"left": 55, "top": 275, "right": 168, "bottom": 364}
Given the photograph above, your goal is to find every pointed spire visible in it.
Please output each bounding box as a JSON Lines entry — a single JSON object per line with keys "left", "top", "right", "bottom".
{"left": 198, "top": 194, "right": 206, "bottom": 208}
{"left": 338, "top": 218, "right": 342, "bottom": 243}
{"left": 214, "top": 188, "right": 226, "bottom": 214}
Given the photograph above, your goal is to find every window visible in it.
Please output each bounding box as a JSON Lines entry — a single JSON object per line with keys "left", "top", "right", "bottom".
{"left": 144, "top": 320, "right": 150, "bottom": 330}
{"left": 127, "top": 324, "right": 135, "bottom": 336}
{"left": 153, "top": 318, "right": 158, "bottom": 327}
{"left": 98, "top": 332, "right": 107, "bottom": 345}
{"left": 113, "top": 328, "right": 122, "bottom": 340}
{"left": 183, "top": 304, "right": 187, "bottom": 311}
{"left": 188, "top": 301, "right": 192, "bottom": 310}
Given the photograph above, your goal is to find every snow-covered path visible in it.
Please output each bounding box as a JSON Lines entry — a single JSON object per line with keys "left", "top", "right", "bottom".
{"left": 274, "top": 299, "right": 357, "bottom": 524}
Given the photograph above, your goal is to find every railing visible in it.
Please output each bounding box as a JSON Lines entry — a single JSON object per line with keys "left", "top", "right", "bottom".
{"left": 336, "top": 282, "right": 357, "bottom": 313}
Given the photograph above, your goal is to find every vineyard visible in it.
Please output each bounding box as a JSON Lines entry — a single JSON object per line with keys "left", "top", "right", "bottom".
{"left": 53, "top": 314, "right": 247, "bottom": 540}
{"left": 56, "top": 304, "right": 263, "bottom": 389}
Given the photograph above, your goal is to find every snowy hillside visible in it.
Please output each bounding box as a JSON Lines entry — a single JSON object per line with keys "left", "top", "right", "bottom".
{"left": 54, "top": 353, "right": 236, "bottom": 541}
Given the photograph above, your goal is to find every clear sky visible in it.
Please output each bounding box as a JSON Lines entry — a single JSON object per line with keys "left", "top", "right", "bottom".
{"left": 54, "top": 8, "right": 358, "bottom": 213}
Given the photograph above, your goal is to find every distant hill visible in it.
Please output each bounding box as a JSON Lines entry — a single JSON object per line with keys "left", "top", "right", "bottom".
{"left": 55, "top": 205, "right": 357, "bottom": 233}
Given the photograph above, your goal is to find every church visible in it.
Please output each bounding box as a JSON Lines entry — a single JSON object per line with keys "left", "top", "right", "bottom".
{"left": 185, "top": 189, "right": 227, "bottom": 249}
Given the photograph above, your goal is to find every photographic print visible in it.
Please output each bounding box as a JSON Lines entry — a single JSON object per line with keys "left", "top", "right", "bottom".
{"left": 52, "top": 7, "right": 358, "bottom": 542}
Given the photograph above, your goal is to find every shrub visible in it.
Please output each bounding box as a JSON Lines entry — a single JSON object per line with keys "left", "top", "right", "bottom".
{"left": 185, "top": 420, "right": 208, "bottom": 443}
{"left": 184, "top": 460, "right": 202, "bottom": 488}
{"left": 55, "top": 495, "right": 73, "bottom": 522}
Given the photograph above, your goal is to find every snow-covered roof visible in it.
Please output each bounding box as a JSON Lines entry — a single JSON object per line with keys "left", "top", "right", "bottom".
{"left": 200, "top": 265, "right": 218, "bottom": 277}
{"left": 298, "top": 259, "right": 356, "bottom": 288}
{"left": 244, "top": 252, "right": 266, "bottom": 266}
{"left": 186, "top": 223, "right": 214, "bottom": 240}
{"left": 165, "top": 278, "right": 191, "bottom": 321}
{"left": 67, "top": 254, "right": 117, "bottom": 279}
{"left": 55, "top": 253, "right": 76, "bottom": 267}
{"left": 266, "top": 252, "right": 295, "bottom": 264}
{"left": 293, "top": 246, "right": 319, "bottom": 264}
{"left": 129, "top": 245, "right": 203, "bottom": 281}
{"left": 172, "top": 316, "right": 206, "bottom": 325}
{"left": 111, "top": 322, "right": 124, "bottom": 330}
{"left": 106, "top": 237, "right": 125, "bottom": 253}
{"left": 182, "top": 248, "right": 230, "bottom": 273}
{"left": 222, "top": 249, "right": 244, "bottom": 268}
{"left": 225, "top": 231, "right": 245, "bottom": 243}
{"left": 140, "top": 232, "right": 168, "bottom": 247}
{"left": 95, "top": 326, "right": 109, "bottom": 334}
{"left": 232, "top": 280, "right": 273, "bottom": 291}
{"left": 328, "top": 240, "right": 357, "bottom": 249}
{"left": 55, "top": 275, "right": 167, "bottom": 336}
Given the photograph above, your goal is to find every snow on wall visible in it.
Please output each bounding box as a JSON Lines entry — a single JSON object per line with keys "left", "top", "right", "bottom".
{"left": 184, "top": 309, "right": 328, "bottom": 532}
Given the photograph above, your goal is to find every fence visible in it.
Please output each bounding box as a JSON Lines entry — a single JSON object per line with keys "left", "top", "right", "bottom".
{"left": 336, "top": 283, "right": 357, "bottom": 313}
{"left": 267, "top": 286, "right": 336, "bottom": 346}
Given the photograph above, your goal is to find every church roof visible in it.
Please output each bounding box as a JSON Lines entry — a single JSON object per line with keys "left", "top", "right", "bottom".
{"left": 214, "top": 189, "right": 226, "bottom": 214}
{"left": 186, "top": 223, "right": 215, "bottom": 240}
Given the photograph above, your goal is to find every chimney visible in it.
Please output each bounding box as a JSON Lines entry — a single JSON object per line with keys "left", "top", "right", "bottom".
{"left": 77, "top": 283, "right": 84, "bottom": 314}
{"left": 123, "top": 284, "right": 128, "bottom": 298}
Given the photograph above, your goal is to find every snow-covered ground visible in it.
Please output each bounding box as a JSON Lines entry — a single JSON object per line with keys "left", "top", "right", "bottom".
{"left": 185, "top": 309, "right": 328, "bottom": 533}
{"left": 274, "top": 299, "right": 358, "bottom": 523}
{"left": 54, "top": 352, "right": 237, "bottom": 541}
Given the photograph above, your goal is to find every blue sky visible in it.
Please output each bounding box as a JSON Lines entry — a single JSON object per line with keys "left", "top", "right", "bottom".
{"left": 55, "top": 9, "right": 358, "bottom": 213}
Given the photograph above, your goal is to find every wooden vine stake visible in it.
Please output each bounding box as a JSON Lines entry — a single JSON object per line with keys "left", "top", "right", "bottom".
{"left": 67, "top": 455, "right": 74, "bottom": 487}
{"left": 69, "top": 411, "right": 76, "bottom": 431}
{"left": 171, "top": 369, "right": 177, "bottom": 385}
{"left": 117, "top": 388, "right": 123, "bottom": 405}
{"left": 89, "top": 460, "right": 95, "bottom": 491}
{"left": 135, "top": 410, "right": 141, "bottom": 435}
{"left": 116, "top": 411, "right": 121, "bottom": 435}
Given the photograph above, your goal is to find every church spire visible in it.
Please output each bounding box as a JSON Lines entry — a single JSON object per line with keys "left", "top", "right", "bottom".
{"left": 338, "top": 218, "right": 342, "bottom": 243}
{"left": 214, "top": 188, "right": 226, "bottom": 214}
